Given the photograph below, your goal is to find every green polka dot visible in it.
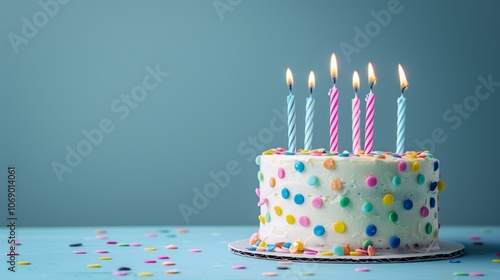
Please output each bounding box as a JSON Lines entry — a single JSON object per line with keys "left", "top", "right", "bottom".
{"left": 339, "top": 197, "right": 350, "bottom": 208}
{"left": 388, "top": 211, "right": 398, "bottom": 223}
{"left": 255, "top": 155, "right": 261, "bottom": 166}
{"left": 362, "top": 202, "right": 373, "bottom": 213}
{"left": 362, "top": 240, "right": 373, "bottom": 250}
{"left": 426, "top": 223, "right": 432, "bottom": 234}
{"left": 392, "top": 176, "right": 402, "bottom": 187}
{"left": 258, "top": 171, "right": 264, "bottom": 182}
{"left": 266, "top": 212, "right": 271, "bottom": 223}
{"left": 417, "top": 174, "right": 425, "bottom": 185}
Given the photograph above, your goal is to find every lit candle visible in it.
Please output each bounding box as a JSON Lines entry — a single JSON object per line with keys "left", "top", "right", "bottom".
{"left": 397, "top": 64, "right": 408, "bottom": 154}
{"left": 286, "top": 68, "right": 296, "bottom": 152}
{"left": 352, "top": 71, "right": 361, "bottom": 154}
{"left": 328, "top": 53, "right": 339, "bottom": 153}
{"left": 364, "top": 63, "right": 376, "bottom": 154}
{"left": 305, "top": 71, "right": 315, "bottom": 151}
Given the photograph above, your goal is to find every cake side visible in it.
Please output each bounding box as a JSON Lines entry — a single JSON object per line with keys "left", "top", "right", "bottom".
{"left": 255, "top": 150, "right": 443, "bottom": 254}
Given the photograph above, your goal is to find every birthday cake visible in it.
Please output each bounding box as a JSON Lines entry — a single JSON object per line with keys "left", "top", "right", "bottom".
{"left": 251, "top": 149, "right": 445, "bottom": 256}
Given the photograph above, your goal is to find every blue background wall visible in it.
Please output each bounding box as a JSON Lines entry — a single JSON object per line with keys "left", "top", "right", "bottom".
{"left": 1, "top": 0, "right": 499, "bottom": 226}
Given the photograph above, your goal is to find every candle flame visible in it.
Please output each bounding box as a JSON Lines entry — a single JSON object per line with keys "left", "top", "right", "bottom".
{"left": 398, "top": 64, "right": 408, "bottom": 93}
{"left": 330, "top": 53, "right": 337, "bottom": 82}
{"left": 286, "top": 68, "right": 293, "bottom": 92}
{"left": 368, "top": 62, "right": 376, "bottom": 89}
{"left": 352, "top": 71, "right": 360, "bottom": 93}
{"left": 308, "top": 71, "right": 315, "bottom": 94}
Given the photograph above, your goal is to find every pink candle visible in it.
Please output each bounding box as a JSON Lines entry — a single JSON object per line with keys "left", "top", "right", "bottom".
{"left": 329, "top": 53, "right": 339, "bottom": 153}
{"left": 364, "top": 63, "right": 376, "bottom": 154}
{"left": 352, "top": 71, "right": 361, "bottom": 154}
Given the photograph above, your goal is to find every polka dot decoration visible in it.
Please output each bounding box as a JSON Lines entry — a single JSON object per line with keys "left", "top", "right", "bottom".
{"left": 269, "top": 177, "right": 276, "bottom": 188}
{"left": 333, "top": 221, "right": 346, "bottom": 233}
{"left": 314, "top": 225, "right": 325, "bottom": 236}
{"left": 392, "top": 176, "right": 401, "bottom": 187}
{"left": 339, "top": 197, "right": 350, "bottom": 208}
{"left": 255, "top": 155, "right": 261, "bottom": 165}
{"left": 433, "top": 161, "right": 439, "bottom": 171}
{"left": 390, "top": 236, "right": 401, "bottom": 248}
{"left": 417, "top": 174, "right": 425, "bottom": 185}
{"left": 294, "top": 161, "right": 305, "bottom": 172}
{"left": 298, "top": 216, "right": 310, "bottom": 227}
{"left": 430, "top": 182, "right": 438, "bottom": 191}
{"left": 311, "top": 197, "right": 323, "bottom": 208}
{"left": 388, "top": 211, "right": 398, "bottom": 224}
{"left": 258, "top": 215, "right": 265, "bottom": 224}
{"left": 281, "top": 188, "right": 290, "bottom": 199}
{"left": 286, "top": 215, "right": 295, "bottom": 224}
{"left": 403, "top": 199, "right": 413, "bottom": 210}
{"left": 437, "top": 181, "right": 446, "bottom": 192}
{"left": 277, "top": 168, "right": 285, "bottom": 179}
{"left": 323, "top": 158, "right": 335, "bottom": 169}
{"left": 365, "top": 224, "right": 377, "bottom": 237}
{"left": 366, "top": 176, "right": 377, "bottom": 187}
{"left": 258, "top": 171, "right": 264, "bottom": 182}
{"left": 274, "top": 206, "right": 282, "bottom": 216}
{"left": 426, "top": 223, "right": 433, "bottom": 234}
{"left": 265, "top": 212, "right": 271, "bottom": 223}
{"left": 362, "top": 202, "right": 373, "bottom": 213}
{"left": 421, "top": 206, "right": 429, "bottom": 218}
{"left": 430, "top": 197, "right": 436, "bottom": 208}
{"left": 382, "top": 194, "right": 394, "bottom": 205}
{"left": 411, "top": 161, "right": 420, "bottom": 172}
{"left": 307, "top": 175, "right": 319, "bottom": 186}
{"left": 330, "top": 178, "right": 342, "bottom": 191}
{"left": 397, "top": 161, "right": 407, "bottom": 172}
{"left": 294, "top": 194, "right": 305, "bottom": 205}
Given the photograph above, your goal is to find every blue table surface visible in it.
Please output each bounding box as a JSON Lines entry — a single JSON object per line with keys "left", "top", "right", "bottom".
{"left": 1, "top": 226, "right": 499, "bottom": 280}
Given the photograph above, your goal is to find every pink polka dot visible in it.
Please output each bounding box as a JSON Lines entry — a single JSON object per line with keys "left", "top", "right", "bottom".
{"left": 398, "top": 161, "right": 407, "bottom": 172}
{"left": 278, "top": 168, "right": 285, "bottom": 179}
{"left": 420, "top": 206, "right": 429, "bottom": 218}
{"left": 311, "top": 197, "right": 323, "bottom": 208}
{"left": 298, "top": 216, "right": 310, "bottom": 227}
{"left": 366, "top": 176, "right": 377, "bottom": 187}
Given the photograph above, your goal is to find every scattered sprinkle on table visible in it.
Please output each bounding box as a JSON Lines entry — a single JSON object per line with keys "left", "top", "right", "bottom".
{"left": 277, "top": 261, "right": 293, "bottom": 265}
{"left": 106, "top": 241, "right": 117, "bottom": 245}
{"left": 159, "top": 229, "right": 170, "bottom": 233}
{"left": 355, "top": 267, "right": 370, "bottom": 272}
{"left": 472, "top": 242, "right": 484, "bottom": 245}
{"left": 130, "top": 243, "right": 141, "bottom": 247}
{"left": 95, "top": 229, "right": 107, "bottom": 234}
{"left": 98, "top": 256, "right": 112, "bottom": 260}
{"left": 113, "top": 271, "right": 127, "bottom": 276}
{"left": 69, "top": 243, "right": 82, "bottom": 247}
{"left": 469, "top": 272, "right": 484, "bottom": 276}
{"left": 448, "top": 260, "right": 461, "bottom": 263}
{"left": 17, "top": 261, "right": 30, "bottom": 265}
{"left": 158, "top": 256, "right": 169, "bottom": 260}
{"left": 319, "top": 251, "right": 333, "bottom": 256}
{"left": 232, "top": 265, "right": 246, "bottom": 270}
{"left": 165, "top": 269, "right": 180, "bottom": 274}
{"left": 276, "top": 266, "right": 289, "bottom": 270}
{"left": 189, "top": 249, "right": 202, "bottom": 253}
{"left": 87, "top": 264, "right": 101, "bottom": 268}
{"left": 144, "top": 260, "right": 156, "bottom": 264}
{"left": 144, "top": 247, "right": 157, "bottom": 251}
{"left": 492, "top": 259, "right": 500, "bottom": 263}
{"left": 162, "top": 261, "right": 175, "bottom": 266}
{"left": 468, "top": 235, "right": 481, "bottom": 240}
{"left": 14, "top": 242, "right": 21, "bottom": 245}
{"left": 73, "top": 251, "right": 86, "bottom": 254}
{"left": 480, "top": 228, "right": 492, "bottom": 233}
{"left": 118, "top": 267, "right": 131, "bottom": 271}
{"left": 300, "top": 271, "right": 315, "bottom": 276}
{"left": 453, "top": 272, "right": 469, "bottom": 276}
{"left": 497, "top": 253, "right": 500, "bottom": 256}
{"left": 165, "top": 245, "right": 178, "bottom": 250}
{"left": 137, "top": 272, "right": 153, "bottom": 277}
{"left": 145, "top": 233, "right": 157, "bottom": 238}
{"left": 176, "top": 228, "right": 188, "bottom": 233}
{"left": 95, "top": 235, "right": 107, "bottom": 240}
{"left": 95, "top": 250, "right": 108, "bottom": 254}
{"left": 166, "top": 234, "right": 177, "bottom": 238}
{"left": 117, "top": 243, "right": 129, "bottom": 247}
{"left": 262, "top": 272, "right": 278, "bottom": 276}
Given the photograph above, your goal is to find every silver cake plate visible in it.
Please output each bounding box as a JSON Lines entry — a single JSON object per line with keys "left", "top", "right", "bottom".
{"left": 228, "top": 239, "right": 464, "bottom": 263}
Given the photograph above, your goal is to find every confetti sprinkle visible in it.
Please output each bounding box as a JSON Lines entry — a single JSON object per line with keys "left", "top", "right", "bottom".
{"left": 262, "top": 272, "right": 278, "bottom": 276}
{"left": 277, "top": 266, "right": 290, "bottom": 270}
{"left": 176, "top": 228, "right": 188, "bottom": 233}
{"left": 232, "top": 265, "right": 246, "bottom": 269}
{"left": 189, "top": 249, "right": 202, "bottom": 253}
{"left": 162, "top": 261, "right": 175, "bottom": 266}
{"left": 145, "top": 233, "right": 157, "bottom": 238}
{"left": 158, "top": 256, "right": 169, "bottom": 260}
{"left": 87, "top": 264, "right": 101, "bottom": 268}
{"left": 73, "top": 251, "right": 86, "bottom": 254}
{"left": 492, "top": 259, "right": 500, "bottom": 263}
{"left": 143, "top": 260, "right": 156, "bottom": 264}
{"left": 106, "top": 241, "right": 117, "bottom": 245}
{"left": 472, "top": 242, "right": 484, "bottom": 245}
{"left": 117, "top": 243, "right": 129, "bottom": 247}
{"left": 69, "top": 243, "right": 82, "bottom": 247}
{"left": 95, "top": 235, "right": 107, "bottom": 240}
{"left": 355, "top": 267, "right": 370, "bottom": 272}
{"left": 118, "top": 267, "right": 131, "bottom": 271}
{"left": 468, "top": 235, "right": 481, "bottom": 240}
{"left": 138, "top": 272, "right": 153, "bottom": 277}
{"left": 448, "top": 260, "right": 461, "bottom": 263}
{"left": 165, "top": 245, "right": 178, "bottom": 250}
{"left": 469, "top": 272, "right": 484, "bottom": 276}
{"left": 144, "top": 248, "right": 157, "bottom": 251}
{"left": 98, "top": 257, "right": 112, "bottom": 260}
{"left": 130, "top": 243, "right": 141, "bottom": 247}
{"left": 300, "top": 271, "right": 315, "bottom": 276}
{"left": 95, "top": 229, "right": 107, "bottom": 234}
{"left": 453, "top": 272, "right": 469, "bottom": 276}
{"left": 277, "top": 261, "right": 293, "bottom": 265}
{"left": 165, "top": 269, "right": 180, "bottom": 274}
{"left": 95, "top": 250, "right": 108, "bottom": 254}
{"left": 17, "top": 261, "right": 30, "bottom": 265}
{"left": 113, "top": 271, "right": 127, "bottom": 276}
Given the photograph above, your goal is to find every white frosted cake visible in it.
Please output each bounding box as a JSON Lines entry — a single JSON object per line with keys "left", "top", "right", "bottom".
{"left": 251, "top": 148, "right": 445, "bottom": 256}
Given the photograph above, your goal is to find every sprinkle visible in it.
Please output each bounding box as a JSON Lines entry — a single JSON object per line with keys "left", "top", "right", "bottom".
{"left": 106, "top": 241, "right": 117, "bottom": 245}
{"left": 113, "top": 271, "right": 127, "bottom": 276}
{"left": 258, "top": 198, "right": 268, "bottom": 206}
{"left": 232, "top": 265, "right": 246, "bottom": 269}
{"left": 277, "top": 266, "right": 291, "bottom": 269}
{"left": 69, "top": 243, "right": 82, "bottom": 247}
{"left": 95, "top": 250, "right": 108, "bottom": 254}
{"left": 350, "top": 251, "right": 362, "bottom": 256}
{"left": 138, "top": 272, "right": 153, "bottom": 276}
{"left": 255, "top": 188, "right": 260, "bottom": 197}
{"left": 472, "top": 242, "right": 484, "bottom": 245}
{"left": 277, "top": 261, "right": 293, "bottom": 265}
{"left": 118, "top": 267, "right": 131, "bottom": 271}
{"left": 17, "top": 261, "right": 30, "bottom": 265}
{"left": 453, "top": 272, "right": 469, "bottom": 276}
{"left": 469, "top": 272, "right": 484, "bottom": 276}
{"left": 6, "top": 252, "right": 19, "bottom": 256}
{"left": 95, "top": 235, "right": 107, "bottom": 240}
{"left": 367, "top": 245, "right": 376, "bottom": 256}
{"left": 492, "top": 259, "right": 500, "bottom": 262}
{"left": 165, "top": 269, "right": 180, "bottom": 274}
{"left": 130, "top": 243, "right": 141, "bottom": 247}
{"left": 144, "top": 247, "right": 157, "bottom": 251}
{"left": 266, "top": 244, "right": 276, "bottom": 252}
{"left": 87, "top": 264, "right": 101, "bottom": 268}
{"left": 95, "top": 229, "right": 107, "bottom": 234}
{"left": 144, "top": 260, "right": 156, "bottom": 264}
{"left": 189, "top": 248, "right": 202, "bottom": 253}
{"left": 262, "top": 272, "right": 278, "bottom": 276}
{"left": 356, "top": 249, "right": 367, "bottom": 254}
{"left": 448, "top": 260, "right": 461, "bottom": 263}
{"left": 145, "top": 233, "right": 157, "bottom": 238}
{"left": 301, "top": 272, "right": 315, "bottom": 276}
{"left": 355, "top": 267, "right": 370, "bottom": 272}
{"left": 162, "top": 261, "right": 175, "bottom": 266}
{"left": 117, "top": 243, "right": 129, "bottom": 247}
{"left": 158, "top": 256, "right": 169, "bottom": 260}
{"left": 98, "top": 256, "right": 112, "bottom": 260}
{"left": 73, "top": 251, "right": 86, "bottom": 254}
{"left": 468, "top": 235, "right": 481, "bottom": 240}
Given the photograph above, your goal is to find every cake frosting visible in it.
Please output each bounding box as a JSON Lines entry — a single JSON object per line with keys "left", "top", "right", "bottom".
{"left": 253, "top": 148, "right": 445, "bottom": 255}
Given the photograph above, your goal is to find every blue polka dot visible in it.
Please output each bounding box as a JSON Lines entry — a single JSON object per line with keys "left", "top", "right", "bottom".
{"left": 434, "top": 161, "right": 439, "bottom": 171}
{"left": 430, "top": 197, "right": 436, "bottom": 208}
{"left": 403, "top": 199, "right": 413, "bottom": 210}
{"left": 392, "top": 176, "right": 402, "bottom": 187}
{"left": 294, "top": 161, "right": 305, "bottom": 172}
{"left": 365, "top": 224, "right": 377, "bottom": 236}
{"left": 281, "top": 188, "right": 290, "bottom": 199}
{"left": 294, "top": 193, "right": 304, "bottom": 205}
{"left": 313, "top": 225, "right": 325, "bottom": 236}
{"left": 307, "top": 175, "right": 318, "bottom": 186}
{"left": 390, "top": 236, "right": 401, "bottom": 248}
{"left": 430, "top": 182, "right": 438, "bottom": 191}
{"left": 283, "top": 242, "right": 291, "bottom": 249}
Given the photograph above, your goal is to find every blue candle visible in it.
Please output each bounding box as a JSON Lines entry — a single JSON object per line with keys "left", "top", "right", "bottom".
{"left": 305, "top": 71, "right": 315, "bottom": 151}
{"left": 396, "top": 64, "right": 408, "bottom": 154}
{"left": 286, "top": 68, "right": 296, "bottom": 152}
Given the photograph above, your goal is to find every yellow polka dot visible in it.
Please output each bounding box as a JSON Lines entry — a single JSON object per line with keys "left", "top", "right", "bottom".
{"left": 274, "top": 205, "right": 282, "bottom": 216}
{"left": 269, "top": 177, "right": 276, "bottom": 188}
{"left": 286, "top": 215, "right": 296, "bottom": 224}
{"left": 330, "top": 178, "right": 342, "bottom": 191}
{"left": 258, "top": 215, "right": 265, "bottom": 224}
{"left": 411, "top": 161, "right": 420, "bottom": 172}
{"left": 333, "top": 221, "right": 346, "bottom": 233}
{"left": 437, "top": 181, "right": 446, "bottom": 192}
{"left": 323, "top": 158, "right": 335, "bottom": 169}
{"left": 382, "top": 193, "right": 394, "bottom": 205}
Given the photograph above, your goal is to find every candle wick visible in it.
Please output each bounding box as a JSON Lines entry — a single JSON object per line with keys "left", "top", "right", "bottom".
{"left": 401, "top": 86, "right": 407, "bottom": 94}
{"left": 370, "top": 81, "right": 375, "bottom": 90}
{"left": 288, "top": 84, "right": 292, "bottom": 93}
{"left": 333, "top": 77, "right": 336, "bottom": 86}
